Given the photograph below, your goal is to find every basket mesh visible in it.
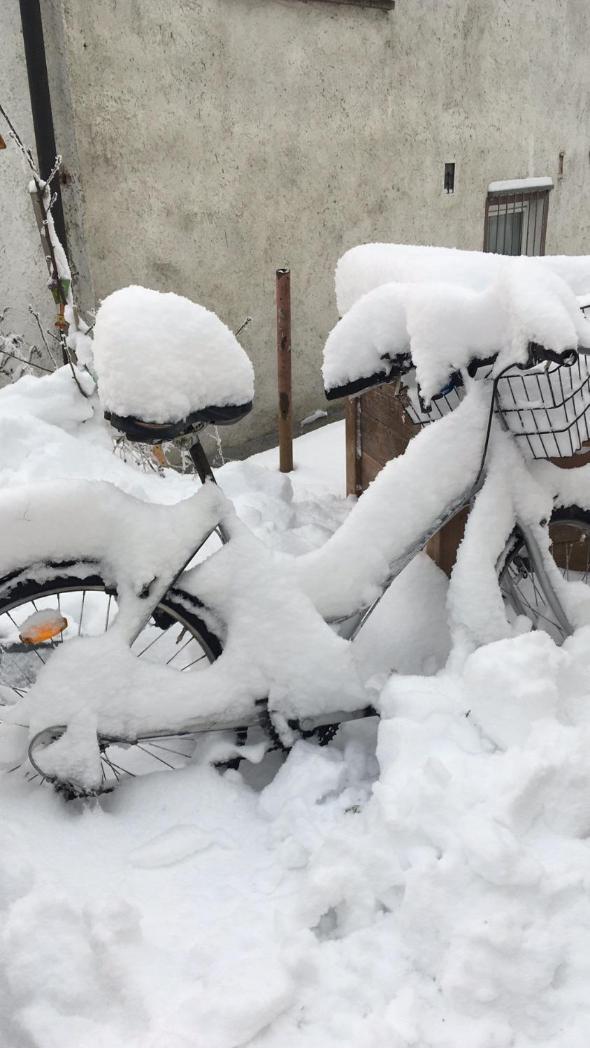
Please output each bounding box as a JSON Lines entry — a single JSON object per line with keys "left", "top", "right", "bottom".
{"left": 496, "top": 356, "right": 590, "bottom": 459}
{"left": 402, "top": 355, "right": 590, "bottom": 460}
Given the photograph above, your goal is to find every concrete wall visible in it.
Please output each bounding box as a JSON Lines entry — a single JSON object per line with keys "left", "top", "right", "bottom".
{"left": 39, "top": 0, "right": 590, "bottom": 447}
{"left": 0, "top": 4, "right": 54, "bottom": 354}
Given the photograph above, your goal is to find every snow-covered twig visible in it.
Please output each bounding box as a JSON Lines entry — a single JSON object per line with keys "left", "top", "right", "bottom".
{"left": 0, "top": 102, "right": 91, "bottom": 399}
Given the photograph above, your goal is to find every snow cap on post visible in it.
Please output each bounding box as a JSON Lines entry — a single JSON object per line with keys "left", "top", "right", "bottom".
{"left": 93, "top": 286, "right": 254, "bottom": 424}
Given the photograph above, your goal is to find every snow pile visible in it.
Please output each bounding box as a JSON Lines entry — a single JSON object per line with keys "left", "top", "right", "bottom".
{"left": 5, "top": 628, "right": 590, "bottom": 1045}
{"left": 0, "top": 365, "right": 95, "bottom": 431}
{"left": 268, "top": 629, "right": 590, "bottom": 1046}
{"left": 335, "top": 242, "right": 590, "bottom": 314}
{"left": 324, "top": 252, "right": 590, "bottom": 401}
{"left": 4, "top": 362, "right": 590, "bottom": 1043}
{"left": 93, "top": 286, "right": 254, "bottom": 423}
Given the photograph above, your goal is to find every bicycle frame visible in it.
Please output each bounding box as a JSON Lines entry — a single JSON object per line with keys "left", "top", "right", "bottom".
{"left": 124, "top": 391, "right": 574, "bottom": 656}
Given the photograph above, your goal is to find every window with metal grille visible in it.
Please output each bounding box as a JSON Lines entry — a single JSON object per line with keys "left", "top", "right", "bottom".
{"left": 484, "top": 179, "right": 552, "bottom": 256}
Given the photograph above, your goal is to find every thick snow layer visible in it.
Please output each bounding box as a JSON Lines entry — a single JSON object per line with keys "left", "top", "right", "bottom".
{"left": 2, "top": 515, "right": 366, "bottom": 767}
{"left": 93, "top": 286, "right": 254, "bottom": 423}
{"left": 297, "top": 384, "right": 491, "bottom": 616}
{"left": 5, "top": 629, "right": 590, "bottom": 1046}
{"left": 326, "top": 252, "right": 590, "bottom": 400}
{"left": 336, "top": 244, "right": 590, "bottom": 314}
{"left": 5, "top": 365, "right": 590, "bottom": 1044}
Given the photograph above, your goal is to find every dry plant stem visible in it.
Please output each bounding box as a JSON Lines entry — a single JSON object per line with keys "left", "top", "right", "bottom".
{"left": 0, "top": 104, "right": 85, "bottom": 380}
{"left": 57, "top": 329, "right": 89, "bottom": 399}
{"left": 0, "top": 102, "right": 36, "bottom": 173}
{"left": 29, "top": 306, "right": 57, "bottom": 368}
{"left": 0, "top": 349, "right": 53, "bottom": 374}
{"left": 32, "top": 185, "right": 91, "bottom": 398}
{"left": 235, "top": 316, "right": 252, "bottom": 338}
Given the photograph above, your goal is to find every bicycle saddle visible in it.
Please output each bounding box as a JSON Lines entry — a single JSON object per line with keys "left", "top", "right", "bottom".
{"left": 93, "top": 286, "right": 255, "bottom": 443}
{"left": 104, "top": 400, "right": 253, "bottom": 444}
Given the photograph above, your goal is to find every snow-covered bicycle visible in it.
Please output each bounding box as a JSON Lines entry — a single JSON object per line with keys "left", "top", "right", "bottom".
{"left": 1, "top": 251, "right": 590, "bottom": 798}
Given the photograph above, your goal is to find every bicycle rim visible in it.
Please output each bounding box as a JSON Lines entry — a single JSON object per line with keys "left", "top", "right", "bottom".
{"left": 0, "top": 568, "right": 223, "bottom": 794}
{"left": 500, "top": 509, "right": 590, "bottom": 644}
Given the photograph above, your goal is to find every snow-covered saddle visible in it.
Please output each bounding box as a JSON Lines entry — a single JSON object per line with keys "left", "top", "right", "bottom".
{"left": 93, "top": 286, "right": 254, "bottom": 443}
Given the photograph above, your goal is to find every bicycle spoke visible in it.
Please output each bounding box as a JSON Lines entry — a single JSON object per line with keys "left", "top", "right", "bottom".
{"left": 101, "top": 754, "right": 121, "bottom": 782}
{"left": 180, "top": 653, "right": 208, "bottom": 672}
{"left": 104, "top": 594, "right": 112, "bottom": 632}
{"left": 0, "top": 576, "right": 218, "bottom": 795}
{"left": 135, "top": 631, "right": 164, "bottom": 658}
{"left": 78, "top": 591, "right": 86, "bottom": 636}
{"left": 143, "top": 739, "right": 195, "bottom": 758}
{"left": 166, "top": 637, "right": 193, "bottom": 666}
{"left": 104, "top": 755, "right": 136, "bottom": 777}
{"left": 135, "top": 743, "right": 175, "bottom": 769}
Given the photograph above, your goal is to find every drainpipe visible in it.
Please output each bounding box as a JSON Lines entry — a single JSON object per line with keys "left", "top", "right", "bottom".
{"left": 19, "top": 0, "right": 69, "bottom": 257}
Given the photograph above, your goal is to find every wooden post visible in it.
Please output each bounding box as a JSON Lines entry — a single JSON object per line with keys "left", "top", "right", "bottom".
{"left": 345, "top": 397, "right": 362, "bottom": 496}
{"left": 276, "top": 268, "right": 293, "bottom": 472}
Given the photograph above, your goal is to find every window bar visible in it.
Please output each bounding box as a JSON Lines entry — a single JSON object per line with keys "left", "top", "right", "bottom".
{"left": 531, "top": 191, "right": 539, "bottom": 256}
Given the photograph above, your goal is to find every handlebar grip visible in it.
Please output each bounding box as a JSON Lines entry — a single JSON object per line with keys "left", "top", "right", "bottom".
{"left": 529, "top": 342, "right": 578, "bottom": 367}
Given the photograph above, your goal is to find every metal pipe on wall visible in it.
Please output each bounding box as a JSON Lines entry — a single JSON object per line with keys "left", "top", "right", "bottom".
{"left": 276, "top": 268, "right": 293, "bottom": 472}
{"left": 19, "top": 0, "right": 69, "bottom": 257}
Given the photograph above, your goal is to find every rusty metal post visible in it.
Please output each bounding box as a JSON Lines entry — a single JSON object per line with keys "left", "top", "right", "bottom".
{"left": 276, "top": 267, "right": 293, "bottom": 472}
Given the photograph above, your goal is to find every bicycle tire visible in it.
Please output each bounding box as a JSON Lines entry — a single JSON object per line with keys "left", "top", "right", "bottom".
{"left": 499, "top": 505, "right": 590, "bottom": 643}
{"left": 0, "top": 563, "right": 224, "bottom": 795}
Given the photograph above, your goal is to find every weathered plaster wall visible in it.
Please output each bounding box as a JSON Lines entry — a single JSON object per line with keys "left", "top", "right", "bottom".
{"left": 47, "top": 0, "right": 590, "bottom": 447}
{"left": 0, "top": 5, "right": 54, "bottom": 353}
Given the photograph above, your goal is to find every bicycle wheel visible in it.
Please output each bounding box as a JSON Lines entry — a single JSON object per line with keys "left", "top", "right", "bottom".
{"left": 499, "top": 506, "right": 590, "bottom": 644}
{"left": 0, "top": 564, "right": 223, "bottom": 795}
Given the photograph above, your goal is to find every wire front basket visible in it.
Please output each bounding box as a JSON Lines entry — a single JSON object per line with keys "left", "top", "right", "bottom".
{"left": 402, "top": 354, "right": 590, "bottom": 460}
{"left": 402, "top": 377, "right": 464, "bottom": 426}
{"left": 496, "top": 355, "right": 590, "bottom": 459}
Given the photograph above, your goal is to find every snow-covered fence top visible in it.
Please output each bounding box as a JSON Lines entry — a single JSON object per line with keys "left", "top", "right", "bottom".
{"left": 94, "top": 286, "right": 254, "bottom": 424}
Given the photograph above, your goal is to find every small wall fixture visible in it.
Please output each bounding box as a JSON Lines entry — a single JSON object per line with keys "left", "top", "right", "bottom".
{"left": 444, "top": 162, "right": 455, "bottom": 194}
{"left": 558, "top": 151, "right": 565, "bottom": 178}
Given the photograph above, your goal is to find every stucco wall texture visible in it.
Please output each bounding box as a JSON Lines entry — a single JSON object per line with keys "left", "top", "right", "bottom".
{"left": 41, "top": 0, "right": 590, "bottom": 447}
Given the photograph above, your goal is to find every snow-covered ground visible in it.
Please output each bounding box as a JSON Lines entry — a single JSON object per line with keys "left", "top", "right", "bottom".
{"left": 2, "top": 368, "right": 590, "bottom": 1047}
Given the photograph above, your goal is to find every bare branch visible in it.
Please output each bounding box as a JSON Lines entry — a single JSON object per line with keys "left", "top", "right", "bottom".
{"left": 0, "top": 347, "right": 54, "bottom": 374}
{"left": 235, "top": 316, "right": 252, "bottom": 338}
{"left": 28, "top": 306, "right": 58, "bottom": 367}
{"left": 0, "top": 102, "right": 37, "bottom": 174}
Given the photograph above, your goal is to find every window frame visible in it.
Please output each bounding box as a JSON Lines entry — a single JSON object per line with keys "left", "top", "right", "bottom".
{"left": 483, "top": 188, "right": 551, "bottom": 256}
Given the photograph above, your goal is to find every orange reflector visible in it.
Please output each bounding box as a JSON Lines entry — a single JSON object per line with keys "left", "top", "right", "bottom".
{"left": 19, "top": 614, "right": 68, "bottom": 645}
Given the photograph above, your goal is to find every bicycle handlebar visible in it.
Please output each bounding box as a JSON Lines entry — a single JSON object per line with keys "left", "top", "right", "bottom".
{"left": 527, "top": 343, "right": 579, "bottom": 368}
